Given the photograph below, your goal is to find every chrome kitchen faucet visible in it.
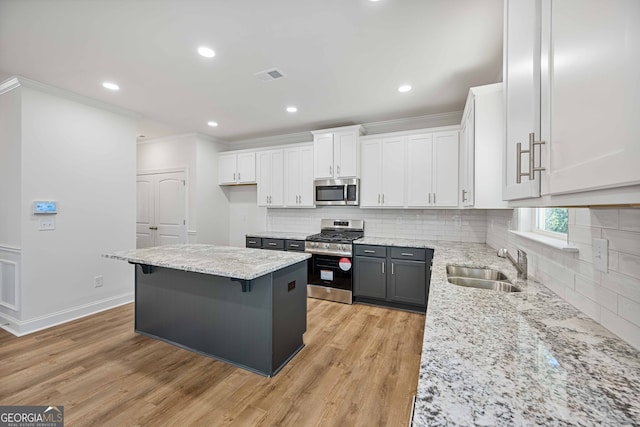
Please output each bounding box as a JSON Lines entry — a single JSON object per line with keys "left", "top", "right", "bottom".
{"left": 497, "top": 248, "right": 527, "bottom": 280}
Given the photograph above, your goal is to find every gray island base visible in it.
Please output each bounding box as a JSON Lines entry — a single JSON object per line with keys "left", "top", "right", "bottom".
{"left": 105, "top": 244, "right": 311, "bottom": 377}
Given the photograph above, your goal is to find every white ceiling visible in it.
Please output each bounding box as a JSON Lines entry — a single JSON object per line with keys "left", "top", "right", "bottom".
{"left": 0, "top": 0, "right": 503, "bottom": 143}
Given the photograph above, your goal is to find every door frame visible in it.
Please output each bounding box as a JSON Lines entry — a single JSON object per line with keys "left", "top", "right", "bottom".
{"left": 137, "top": 167, "right": 190, "bottom": 243}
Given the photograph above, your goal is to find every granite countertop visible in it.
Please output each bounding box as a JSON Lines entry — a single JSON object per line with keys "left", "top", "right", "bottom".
{"left": 408, "top": 241, "right": 640, "bottom": 426}
{"left": 355, "top": 237, "right": 438, "bottom": 249}
{"left": 246, "top": 231, "right": 311, "bottom": 240}
{"left": 104, "top": 244, "right": 310, "bottom": 281}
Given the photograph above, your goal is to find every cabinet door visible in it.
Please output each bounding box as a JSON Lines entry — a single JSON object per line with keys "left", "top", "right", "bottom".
{"left": 270, "top": 150, "right": 284, "bottom": 207}
{"left": 218, "top": 154, "right": 237, "bottom": 184}
{"left": 283, "top": 148, "right": 301, "bottom": 207}
{"left": 314, "top": 133, "right": 334, "bottom": 179}
{"left": 299, "top": 145, "right": 315, "bottom": 207}
{"left": 406, "top": 134, "right": 433, "bottom": 207}
{"left": 257, "top": 151, "right": 271, "bottom": 207}
{"left": 354, "top": 256, "right": 387, "bottom": 299}
{"left": 544, "top": 0, "right": 640, "bottom": 194}
{"left": 432, "top": 131, "right": 459, "bottom": 207}
{"left": 388, "top": 259, "right": 426, "bottom": 306}
{"left": 503, "top": 0, "right": 542, "bottom": 200}
{"left": 236, "top": 152, "right": 256, "bottom": 183}
{"left": 360, "top": 139, "right": 382, "bottom": 207}
{"left": 381, "top": 136, "right": 405, "bottom": 207}
{"left": 462, "top": 101, "right": 475, "bottom": 207}
{"left": 334, "top": 130, "right": 358, "bottom": 178}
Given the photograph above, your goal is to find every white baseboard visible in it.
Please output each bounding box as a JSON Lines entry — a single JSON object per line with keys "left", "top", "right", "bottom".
{"left": 0, "top": 293, "right": 134, "bottom": 337}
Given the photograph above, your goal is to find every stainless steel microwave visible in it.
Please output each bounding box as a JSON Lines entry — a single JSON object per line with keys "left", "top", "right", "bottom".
{"left": 314, "top": 178, "right": 359, "bottom": 206}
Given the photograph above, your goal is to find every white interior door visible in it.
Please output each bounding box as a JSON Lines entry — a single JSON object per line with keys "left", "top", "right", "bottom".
{"left": 136, "top": 176, "right": 154, "bottom": 248}
{"left": 136, "top": 171, "right": 187, "bottom": 248}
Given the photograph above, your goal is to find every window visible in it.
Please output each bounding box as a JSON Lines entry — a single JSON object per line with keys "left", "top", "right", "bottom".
{"left": 535, "top": 208, "right": 568, "bottom": 237}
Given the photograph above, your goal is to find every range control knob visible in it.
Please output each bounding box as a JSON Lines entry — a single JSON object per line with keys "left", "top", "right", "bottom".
{"left": 324, "top": 243, "right": 330, "bottom": 249}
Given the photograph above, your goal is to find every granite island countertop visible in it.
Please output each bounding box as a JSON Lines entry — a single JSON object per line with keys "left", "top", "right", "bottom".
{"left": 396, "top": 240, "right": 640, "bottom": 426}
{"left": 104, "top": 244, "right": 310, "bottom": 281}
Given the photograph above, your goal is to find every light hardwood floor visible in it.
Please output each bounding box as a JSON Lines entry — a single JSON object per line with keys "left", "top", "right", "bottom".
{"left": 0, "top": 299, "right": 425, "bottom": 427}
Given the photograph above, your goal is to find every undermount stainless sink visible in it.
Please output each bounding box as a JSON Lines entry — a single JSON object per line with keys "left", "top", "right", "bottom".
{"left": 446, "top": 265, "right": 521, "bottom": 293}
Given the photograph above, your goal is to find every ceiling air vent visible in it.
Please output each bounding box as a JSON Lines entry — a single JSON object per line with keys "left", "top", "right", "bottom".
{"left": 254, "top": 68, "right": 287, "bottom": 82}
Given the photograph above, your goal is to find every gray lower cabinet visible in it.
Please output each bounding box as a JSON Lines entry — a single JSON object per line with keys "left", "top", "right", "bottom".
{"left": 354, "top": 244, "right": 433, "bottom": 312}
{"left": 246, "top": 237, "right": 306, "bottom": 252}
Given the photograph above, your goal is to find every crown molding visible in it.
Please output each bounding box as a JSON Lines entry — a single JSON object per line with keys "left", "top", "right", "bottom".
{"left": 362, "top": 111, "right": 463, "bottom": 135}
{"left": 0, "top": 75, "right": 140, "bottom": 119}
{"left": 137, "top": 132, "right": 229, "bottom": 146}
{"left": 228, "top": 131, "right": 313, "bottom": 150}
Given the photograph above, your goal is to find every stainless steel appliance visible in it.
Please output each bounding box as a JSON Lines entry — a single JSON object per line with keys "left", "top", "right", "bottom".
{"left": 305, "top": 219, "right": 364, "bottom": 304}
{"left": 314, "top": 178, "right": 359, "bottom": 206}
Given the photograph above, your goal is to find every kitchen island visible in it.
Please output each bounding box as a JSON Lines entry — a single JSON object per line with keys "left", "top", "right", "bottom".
{"left": 105, "top": 244, "right": 311, "bottom": 377}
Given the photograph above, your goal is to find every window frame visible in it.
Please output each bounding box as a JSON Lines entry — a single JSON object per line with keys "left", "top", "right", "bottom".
{"left": 533, "top": 207, "right": 568, "bottom": 239}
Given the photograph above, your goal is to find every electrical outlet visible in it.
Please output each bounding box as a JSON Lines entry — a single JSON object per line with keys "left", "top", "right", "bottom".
{"left": 593, "top": 238, "right": 608, "bottom": 273}
{"left": 94, "top": 275, "right": 103, "bottom": 288}
{"left": 39, "top": 217, "right": 55, "bottom": 231}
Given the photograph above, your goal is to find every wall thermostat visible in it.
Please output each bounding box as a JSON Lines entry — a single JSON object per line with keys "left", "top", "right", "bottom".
{"left": 33, "top": 201, "right": 57, "bottom": 214}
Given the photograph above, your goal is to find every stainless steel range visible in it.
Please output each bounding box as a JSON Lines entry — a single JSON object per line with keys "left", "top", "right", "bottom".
{"left": 305, "top": 219, "right": 364, "bottom": 304}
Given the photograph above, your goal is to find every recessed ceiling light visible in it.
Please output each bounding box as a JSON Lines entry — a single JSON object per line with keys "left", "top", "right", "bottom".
{"left": 207, "top": 121, "right": 218, "bottom": 127}
{"left": 369, "top": 0, "right": 381, "bottom": 2}
{"left": 398, "top": 84, "right": 412, "bottom": 93}
{"left": 102, "top": 81, "right": 119, "bottom": 91}
{"left": 286, "top": 106, "right": 298, "bottom": 113}
{"left": 198, "top": 46, "right": 215, "bottom": 58}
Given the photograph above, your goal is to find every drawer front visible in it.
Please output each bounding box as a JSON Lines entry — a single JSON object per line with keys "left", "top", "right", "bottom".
{"left": 285, "top": 239, "right": 305, "bottom": 251}
{"left": 246, "top": 237, "right": 262, "bottom": 248}
{"left": 262, "top": 238, "right": 285, "bottom": 250}
{"left": 390, "top": 247, "right": 426, "bottom": 261}
{"left": 354, "top": 245, "right": 386, "bottom": 258}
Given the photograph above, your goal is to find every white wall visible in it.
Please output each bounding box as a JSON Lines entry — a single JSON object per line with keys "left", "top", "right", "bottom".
{"left": 137, "top": 133, "right": 231, "bottom": 245}
{"left": 195, "top": 135, "right": 230, "bottom": 245}
{"left": 486, "top": 208, "right": 640, "bottom": 351}
{"left": 228, "top": 186, "right": 265, "bottom": 247}
{"left": 0, "top": 86, "right": 22, "bottom": 248}
{"left": 17, "top": 85, "right": 136, "bottom": 326}
{"left": 137, "top": 134, "right": 197, "bottom": 233}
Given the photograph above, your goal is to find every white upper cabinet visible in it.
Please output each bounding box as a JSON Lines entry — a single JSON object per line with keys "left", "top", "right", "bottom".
{"left": 361, "top": 128, "right": 459, "bottom": 209}
{"left": 284, "top": 144, "right": 314, "bottom": 207}
{"left": 431, "top": 132, "right": 460, "bottom": 207}
{"left": 504, "top": 0, "right": 640, "bottom": 204}
{"left": 461, "top": 83, "right": 508, "bottom": 209}
{"left": 218, "top": 151, "right": 256, "bottom": 185}
{"left": 542, "top": 0, "right": 640, "bottom": 195}
{"left": 257, "top": 149, "right": 283, "bottom": 207}
{"left": 406, "top": 132, "right": 459, "bottom": 208}
{"left": 360, "top": 137, "right": 405, "bottom": 207}
{"left": 503, "top": 0, "right": 542, "bottom": 201}
{"left": 312, "top": 125, "right": 364, "bottom": 179}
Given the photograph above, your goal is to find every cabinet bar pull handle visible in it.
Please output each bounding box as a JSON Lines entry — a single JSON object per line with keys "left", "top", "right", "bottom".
{"left": 378, "top": 194, "right": 380, "bottom": 204}
{"left": 268, "top": 243, "right": 277, "bottom": 246}
{"left": 238, "top": 173, "right": 241, "bottom": 181}
{"left": 433, "top": 193, "right": 436, "bottom": 204}
{"left": 337, "top": 165, "right": 340, "bottom": 175}
{"left": 364, "top": 250, "right": 375, "bottom": 254}
{"left": 329, "top": 165, "right": 333, "bottom": 176}
{"left": 233, "top": 172, "right": 236, "bottom": 181}
{"left": 401, "top": 253, "right": 414, "bottom": 257}
{"left": 382, "top": 194, "right": 385, "bottom": 204}
{"left": 382, "top": 262, "right": 385, "bottom": 274}
{"left": 462, "top": 189, "right": 467, "bottom": 202}
{"left": 428, "top": 193, "right": 431, "bottom": 204}
{"left": 249, "top": 240, "right": 256, "bottom": 244}
{"left": 391, "top": 263, "right": 394, "bottom": 275}
{"left": 290, "top": 244, "right": 299, "bottom": 247}
{"left": 517, "top": 132, "right": 546, "bottom": 183}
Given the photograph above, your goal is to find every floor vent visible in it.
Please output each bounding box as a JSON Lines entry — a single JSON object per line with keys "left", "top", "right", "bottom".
{"left": 255, "top": 68, "right": 287, "bottom": 81}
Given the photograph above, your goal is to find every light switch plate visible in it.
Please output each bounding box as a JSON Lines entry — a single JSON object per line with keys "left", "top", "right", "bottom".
{"left": 593, "top": 238, "right": 608, "bottom": 273}
{"left": 39, "top": 217, "right": 55, "bottom": 231}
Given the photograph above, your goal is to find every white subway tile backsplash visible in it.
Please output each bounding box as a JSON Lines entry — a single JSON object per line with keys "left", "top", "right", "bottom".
{"left": 568, "top": 225, "right": 602, "bottom": 245}
{"left": 601, "top": 270, "right": 640, "bottom": 304}
{"left": 618, "top": 296, "right": 640, "bottom": 328}
{"left": 601, "top": 307, "right": 640, "bottom": 351}
{"left": 619, "top": 209, "right": 640, "bottom": 233}
{"left": 602, "top": 229, "right": 640, "bottom": 257}
{"left": 574, "top": 275, "right": 617, "bottom": 313}
{"left": 590, "top": 209, "right": 620, "bottom": 230}
{"left": 618, "top": 252, "right": 640, "bottom": 281}
{"left": 564, "top": 287, "right": 602, "bottom": 322}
